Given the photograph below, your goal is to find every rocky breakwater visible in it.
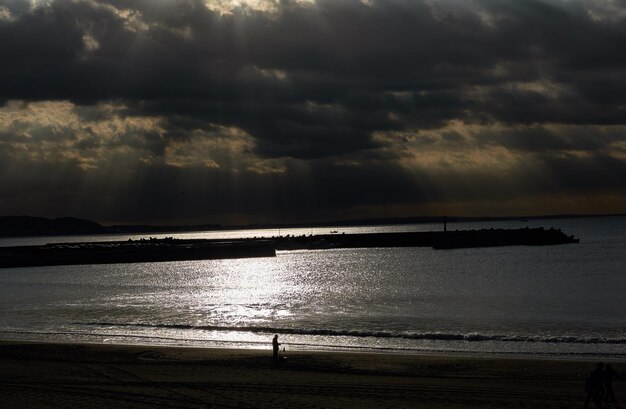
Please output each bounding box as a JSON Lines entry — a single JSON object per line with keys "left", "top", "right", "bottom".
{"left": 0, "top": 237, "right": 276, "bottom": 268}
{"left": 274, "top": 227, "right": 579, "bottom": 251}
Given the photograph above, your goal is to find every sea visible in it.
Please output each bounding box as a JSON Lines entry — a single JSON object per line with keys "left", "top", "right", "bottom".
{"left": 0, "top": 216, "right": 624, "bottom": 359}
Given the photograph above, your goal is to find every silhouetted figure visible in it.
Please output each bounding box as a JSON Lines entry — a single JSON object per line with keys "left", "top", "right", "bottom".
{"left": 585, "top": 363, "right": 605, "bottom": 408}
{"left": 443, "top": 216, "right": 448, "bottom": 232}
{"left": 603, "top": 364, "right": 620, "bottom": 405}
{"left": 272, "top": 335, "right": 281, "bottom": 363}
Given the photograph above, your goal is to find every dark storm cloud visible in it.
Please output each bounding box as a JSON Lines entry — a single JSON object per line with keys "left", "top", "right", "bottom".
{"left": 2, "top": 0, "right": 625, "bottom": 158}
{"left": 1, "top": 0, "right": 626, "bottom": 222}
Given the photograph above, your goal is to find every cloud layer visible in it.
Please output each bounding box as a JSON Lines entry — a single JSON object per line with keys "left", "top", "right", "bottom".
{"left": 1, "top": 0, "right": 625, "bottom": 223}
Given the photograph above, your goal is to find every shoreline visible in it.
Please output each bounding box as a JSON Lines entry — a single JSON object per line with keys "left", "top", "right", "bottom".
{"left": 1, "top": 340, "right": 623, "bottom": 408}
{"left": 3, "top": 333, "right": 626, "bottom": 362}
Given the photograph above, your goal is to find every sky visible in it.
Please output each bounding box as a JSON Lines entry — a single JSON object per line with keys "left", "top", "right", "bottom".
{"left": 1, "top": 0, "right": 625, "bottom": 225}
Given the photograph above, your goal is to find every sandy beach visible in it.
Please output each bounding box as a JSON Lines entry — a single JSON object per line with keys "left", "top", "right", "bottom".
{"left": 0, "top": 341, "right": 622, "bottom": 408}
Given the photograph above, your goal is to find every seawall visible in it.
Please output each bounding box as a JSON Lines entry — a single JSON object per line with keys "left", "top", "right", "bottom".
{"left": 0, "top": 227, "right": 579, "bottom": 268}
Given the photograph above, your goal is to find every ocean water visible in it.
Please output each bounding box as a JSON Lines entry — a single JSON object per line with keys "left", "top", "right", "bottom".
{"left": 0, "top": 216, "right": 625, "bottom": 358}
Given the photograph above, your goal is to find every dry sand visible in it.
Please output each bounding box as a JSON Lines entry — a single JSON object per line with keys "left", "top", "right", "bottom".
{"left": 0, "top": 341, "right": 623, "bottom": 408}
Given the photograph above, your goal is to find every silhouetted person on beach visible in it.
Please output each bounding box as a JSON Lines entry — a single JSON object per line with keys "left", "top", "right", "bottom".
{"left": 603, "top": 364, "right": 620, "bottom": 405}
{"left": 585, "top": 363, "right": 605, "bottom": 408}
{"left": 272, "top": 335, "right": 281, "bottom": 363}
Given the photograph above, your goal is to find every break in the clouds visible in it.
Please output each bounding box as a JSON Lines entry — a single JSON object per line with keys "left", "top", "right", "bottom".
{"left": 1, "top": 0, "right": 625, "bottom": 224}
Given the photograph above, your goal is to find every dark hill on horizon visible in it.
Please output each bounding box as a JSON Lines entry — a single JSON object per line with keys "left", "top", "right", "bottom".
{"left": 0, "top": 216, "right": 222, "bottom": 238}
{"left": 0, "top": 216, "right": 104, "bottom": 237}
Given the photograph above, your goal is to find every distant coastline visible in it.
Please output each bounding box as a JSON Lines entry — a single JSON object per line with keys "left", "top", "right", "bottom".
{"left": 0, "top": 213, "right": 623, "bottom": 238}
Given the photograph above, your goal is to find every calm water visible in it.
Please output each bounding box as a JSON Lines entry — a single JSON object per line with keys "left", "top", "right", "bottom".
{"left": 0, "top": 216, "right": 625, "bottom": 358}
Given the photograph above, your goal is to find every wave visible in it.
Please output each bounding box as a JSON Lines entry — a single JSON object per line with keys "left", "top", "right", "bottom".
{"left": 78, "top": 322, "right": 626, "bottom": 345}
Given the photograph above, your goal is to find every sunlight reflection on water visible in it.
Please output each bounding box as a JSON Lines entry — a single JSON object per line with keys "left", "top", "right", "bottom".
{"left": 0, "top": 217, "right": 625, "bottom": 357}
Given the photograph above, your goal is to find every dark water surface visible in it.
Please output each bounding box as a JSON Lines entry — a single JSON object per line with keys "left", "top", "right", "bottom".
{"left": 1, "top": 216, "right": 624, "bottom": 358}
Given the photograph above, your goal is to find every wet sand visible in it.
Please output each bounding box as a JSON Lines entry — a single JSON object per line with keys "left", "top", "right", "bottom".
{"left": 0, "top": 341, "right": 622, "bottom": 408}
